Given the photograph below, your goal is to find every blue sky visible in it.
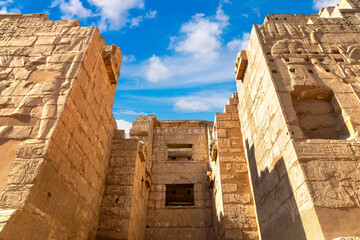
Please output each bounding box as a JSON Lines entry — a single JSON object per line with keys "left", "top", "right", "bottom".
{"left": 1, "top": 0, "right": 339, "bottom": 134}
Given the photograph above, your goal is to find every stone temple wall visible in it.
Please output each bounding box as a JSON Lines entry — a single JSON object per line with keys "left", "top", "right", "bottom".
{"left": 145, "top": 120, "right": 214, "bottom": 239}
{"left": 97, "top": 130, "right": 134, "bottom": 239}
{"left": 97, "top": 117, "right": 152, "bottom": 239}
{"left": 209, "top": 93, "right": 258, "bottom": 240}
{"left": 0, "top": 14, "right": 121, "bottom": 239}
{"left": 234, "top": 0, "right": 360, "bottom": 239}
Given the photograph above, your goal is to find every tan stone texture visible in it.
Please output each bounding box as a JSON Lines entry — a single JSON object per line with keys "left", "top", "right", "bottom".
{"left": 96, "top": 131, "right": 148, "bottom": 240}
{"left": 234, "top": 0, "right": 360, "bottom": 239}
{"left": 209, "top": 93, "right": 259, "bottom": 240}
{"left": 145, "top": 119, "right": 214, "bottom": 240}
{"left": 0, "top": 14, "right": 121, "bottom": 239}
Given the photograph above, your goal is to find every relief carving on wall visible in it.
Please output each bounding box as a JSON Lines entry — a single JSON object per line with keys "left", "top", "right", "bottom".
{"left": 0, "top": 17, "right": 90, "bottom": 146}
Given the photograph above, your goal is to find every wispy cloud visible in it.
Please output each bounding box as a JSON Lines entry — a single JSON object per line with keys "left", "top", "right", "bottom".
{"left": 115, "top": 88, "right": 232, "bottom": 113}
{"left": 115, "top": 110, "right": 147, "bottom": 115}
{"left": 145, "top": 10, "right": 157, "bottom": 18}
{"left": 0, "top": 0, "right": 20, "bottom": 14}
{"left": 313, "top": 0, "right": 339, "bottom": 10}
{"left": 252, "top": 7, "right": 261, "bottom": 17}
{"left": 130, "top": 10, "right": 157, "bottom": 28}
{"left": 174, "top": 91, "right": 231, "bottom": 112}
{"left": 0, "top": 6, "right": 19, "bottom": 13}
{"left": 122, "top": 55, "right": 137, "bottom": 64}
{"left": 116, "top": 119, "right": 132, "bottom": 138}
{"left": 227, "top": 32, "right": 250, "bottom": 51}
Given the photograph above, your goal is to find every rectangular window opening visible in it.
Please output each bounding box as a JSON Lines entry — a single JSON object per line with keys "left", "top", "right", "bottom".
{"left": 166, "top": 184, "right": 194, "bottom": 206}
{"left": 167, "top": 144, "right": 193, "bottom": 161}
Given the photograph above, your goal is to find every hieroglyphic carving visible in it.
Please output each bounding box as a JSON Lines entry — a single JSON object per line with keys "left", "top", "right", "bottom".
{"left": 15, "top": 142, "right": 46, "bottom": 159}
{"left": 310, "top": 180, "right": 360, "bottom": 208}
{"left": 295, "top": 141, "right": 354, "bottom": 157}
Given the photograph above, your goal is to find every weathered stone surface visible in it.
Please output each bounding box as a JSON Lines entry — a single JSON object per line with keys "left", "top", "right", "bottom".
{"left": 234, "top": 0, "right": 360, "bottom": 239}
{"left": 0, "top": 13, "right": 121, "bottom": 240}
{"left": 209, "top": 95, "right": 259, "bottom": 239}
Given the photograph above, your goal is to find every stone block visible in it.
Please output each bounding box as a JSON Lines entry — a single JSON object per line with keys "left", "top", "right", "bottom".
{"left": 222, "top": 184, "right": 238, "bottom": 193}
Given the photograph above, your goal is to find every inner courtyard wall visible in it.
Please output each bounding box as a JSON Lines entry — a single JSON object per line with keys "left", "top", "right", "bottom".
{"left": 145, "top": 120, "right": 214, "bottom": 240}
{"left": 209, "top": 93, "right": 259, "bottom": 240}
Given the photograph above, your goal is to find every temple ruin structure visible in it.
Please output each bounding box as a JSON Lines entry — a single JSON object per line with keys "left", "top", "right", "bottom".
{"left": 1, "top": 0, "right": 360, "bottom": 239}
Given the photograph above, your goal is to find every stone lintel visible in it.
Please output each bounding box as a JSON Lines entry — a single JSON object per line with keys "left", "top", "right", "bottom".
{"left": 236, "top": 50, "right": 248, "bottom": 81}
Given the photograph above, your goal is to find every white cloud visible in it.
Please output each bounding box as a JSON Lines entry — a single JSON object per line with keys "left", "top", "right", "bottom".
{"left": 51, "top": 0, "right": 92, "bottom": 19}
{"left": 145, "top": 55, "right": 171, "bottom": 82}
{"left": 174, "top": 92, "right": 230, "bottom": 112}
{"left": 252, "top": 7, "right": 261, "bottom": 17}
{"left": 123, "top": 55, "right": 136, "bottom": 63}
{"left": 0, "top": 0, "right": 13, "bottom": 6}
{"left": 0, "top": 6, "right": 19, "bottom": 13}
{"left": 50, "top": 0, "right": 157, "bottom": 31}
{"left": 88, "top": 0, "right": 144, "bottom": 31}
{"left": 313, "top": 0, "right": 339, "bottom": 10}
{"left": 227, "top": 32, "right": 250, "bottom": 51}
{"left": 130, "top": 10, "right": 157, "bottom": 28}
{"left": 116, "top": 119, "right": 132, "bottom": 138}
{"left": 119, "top": 110, "right": 147, "bottom": 115}
{"left": 0, "top": 0, "right": 20, "bottom": 14}
{"left": 121, "top": 52, "right": 234, "bottom": 88}
{"left": 145, "top": 10, "right": 157, "bottom": 19}
{"left": 130, "top": 16, "right": 143, "bottom": 28}
{"left": 175, "top": 98, "right": 211, "bottom": 112}
{"left": 120, "top": 1, "right": 236, "bottom": 88}
{"left": 171, "top": 4, "right": 229, "bottom": 62}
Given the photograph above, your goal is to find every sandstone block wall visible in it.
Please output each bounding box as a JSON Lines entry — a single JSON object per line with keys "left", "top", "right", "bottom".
{"left": 145, "top": 120, "right": 214, "bottom": 240}
{"left": 96, "top": 131, "right": 146, "bottom": 239}
{"left": 97, "top": 117, "right": 154, "bottom": 240}
{"left": 209, "top": 93, "right": 258, "bottom": 240}
{"left": 234, "top": 0, "right": 360, "bottom": 239}
{"left": 0, "top": 14, "right": 121, "bottom": 240}
{"left": 235, "top": 25, "right": 309, "bottom": 239}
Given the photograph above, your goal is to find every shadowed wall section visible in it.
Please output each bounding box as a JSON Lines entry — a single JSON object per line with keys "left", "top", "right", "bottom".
{"left": 209, "top": 93, "right": 259, "bottom": 240}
